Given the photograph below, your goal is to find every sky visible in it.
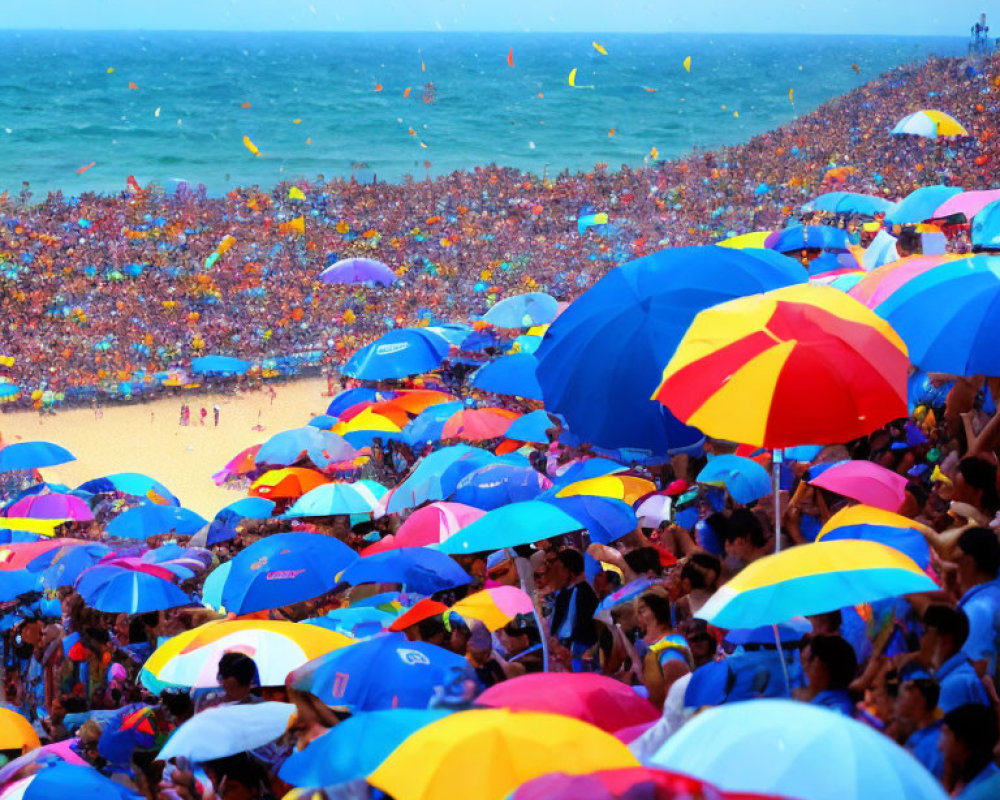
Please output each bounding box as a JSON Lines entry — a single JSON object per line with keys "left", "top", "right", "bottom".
{"left": 0, "top": 0, "right": 984, "bottom": 36}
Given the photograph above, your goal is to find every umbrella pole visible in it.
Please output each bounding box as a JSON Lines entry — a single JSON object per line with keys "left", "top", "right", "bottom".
{"left": 774, "top": 624, "right": 792, "bottom": 697}
{"left": 773, "top": 450, "right": 783, "bottom": 553}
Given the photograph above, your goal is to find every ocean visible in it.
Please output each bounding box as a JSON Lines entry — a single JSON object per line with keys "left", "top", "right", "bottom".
{"left": 0, "top": 31, "right": 969, "bottom": 196}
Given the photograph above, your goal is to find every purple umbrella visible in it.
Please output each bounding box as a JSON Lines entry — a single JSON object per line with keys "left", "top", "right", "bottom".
{"left": 6, "top": 493, "right": 94, "bottom": 521}
{"left": 319, "top": 258, "right": 398, "bottom": 286}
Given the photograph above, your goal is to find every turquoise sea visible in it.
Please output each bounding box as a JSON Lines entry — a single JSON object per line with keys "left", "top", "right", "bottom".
{"left": 0, "top": 31, "right": 969, "bottom": 195}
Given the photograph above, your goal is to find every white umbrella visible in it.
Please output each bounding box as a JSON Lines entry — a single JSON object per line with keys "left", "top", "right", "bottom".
{"left": 158, "top": 702, "right": 294, "bottom": 763}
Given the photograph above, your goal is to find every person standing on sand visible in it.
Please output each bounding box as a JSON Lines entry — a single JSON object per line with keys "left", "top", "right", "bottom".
{"left": 213, "top": 404, "right": 220, "bottom": 426}
{"left": 200, "top": 407, "right": 207, "bottom": 426}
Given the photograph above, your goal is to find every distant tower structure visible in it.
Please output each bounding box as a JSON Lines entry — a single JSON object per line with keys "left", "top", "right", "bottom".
{"left": 971, "top": 12, "right": 990, "bottom": 55}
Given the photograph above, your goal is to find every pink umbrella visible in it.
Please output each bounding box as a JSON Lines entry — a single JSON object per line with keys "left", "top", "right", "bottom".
{"left": 849, "top": 254, "right": 969, "bottom": 309}
{"left": 441, "top": 408, "right": 520, "bottom": 441}
{"left": 808, "top": 460, "right": 908, "bottom": 512}
{"left": 6, "top": 493, "right": 94, "bottom": 522}
{"left": 362, "top": 502, "right": 485, "bottom": 554}
{"left": 476, "top": 672, "right": 660, "bottom": 733}
{"left": 0, "top": 738, "right": 87, "bottom": 785}
{"left": 934, "top": 188, "right": 1000, "bottom": 219}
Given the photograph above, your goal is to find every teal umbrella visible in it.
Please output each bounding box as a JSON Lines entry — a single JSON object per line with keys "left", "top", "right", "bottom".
{"left": 438, "top": 501, "right": 581, "bottom": 554}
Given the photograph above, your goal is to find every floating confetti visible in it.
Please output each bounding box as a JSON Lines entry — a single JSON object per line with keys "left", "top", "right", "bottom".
{"left": 683, "top": 56, "right": 691, "bottom": 72}
{"left": 507, "top": 48, "right": 514, "bottom": 67}
{"left": 128, "top": 82, "right": 138, "bottom": 90}
{"left": 305, "top": 137, "right": 311, "bottom": 145}
{"left": 77, "top": 161, "right": 96, "bottom": 175}
{"left": 537, "top": 92, "right": 544, "bottom": 98}
{"left": 154, "top": 107, "right": 160, "bottom": 117}
{"left": 789, "top": 88, "right": 794, "bottom": 104}
{"left": 403, "top": 87, "right": 412, "bottom": 98}
{"left": 241, "top": 102, "right": 252, "bottom": 109}
{"left": 242, "top": 135, "right": 261, "bottom": 157}
{"left": 608, "top": 128, "right": 616, "bottom": 137}
{"left": 421, "top": 61, "right": 426, "bottom": 72}
{"left": 293, "top": 118, "right": 302, "bottom": 124}
{"left": 852, "top": 63, "right": 860, "bottom": 73}
{"left": 374, "top": 83, "right": 383, "bottom": 92}
{"left": 568, "top": 68, "right": 577, "bottom": 87}
{"left": 106, "top": 67, "right": 114, "bottom": 74}
{"left": 419, "top": 141, "right": 428, "bottom": 149}
{"left": 642, "top": 86, "right": 657, "bottom": 93}
{"left": 650, "top": 146, "right": 659, "bottom": 160}
{"left": 593, "top": 42, "right": 608, "bottom": 55}
{"left": 733, "top": 111, "right": 739, "bottom": 117}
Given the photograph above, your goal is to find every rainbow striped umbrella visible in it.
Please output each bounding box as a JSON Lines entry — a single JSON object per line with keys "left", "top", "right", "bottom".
{"left": 816, "top": 505, "right": 931, "bottom": 569}
{"left": 696, "top": 540, "right": 936, "bottom": 628}
{"left": 451, "top": 586, "right": 535, "bottom": 631}
{"left": 848, "top": 254, "right": 969, "bottom": 309}
{"left": 653, "top": 284, "right": 908, "bottom": 449}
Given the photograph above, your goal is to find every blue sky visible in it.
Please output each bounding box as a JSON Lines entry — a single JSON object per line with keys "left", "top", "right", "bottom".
{"left": 0, "top": 1, "right": 982, "bottom": 35}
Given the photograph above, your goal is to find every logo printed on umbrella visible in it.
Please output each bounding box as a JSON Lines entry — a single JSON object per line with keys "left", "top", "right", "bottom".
{"left": 332, "top": 671, "right": 350, "bottom": 698}
{"left": 397, "top": 648, "right": 431, "bottom": 666}
{"left": 251, "top": 556, "right": 269, "bottom": 571}
{"left": 267, "top": 569, "right": 306, "bottom": 580}
{"left": 375, "top": 342, "right": 410, "bottom": 356}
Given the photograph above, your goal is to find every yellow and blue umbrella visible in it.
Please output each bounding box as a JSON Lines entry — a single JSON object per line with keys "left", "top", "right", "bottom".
{"left": 716, "top": 231, "right": 772, "bottom": 249}
{"left": 891, "top": 109, "right": 967, "bottom": 138}
{"left": 816, "top": 504, "right": 931, "bottom": 569}
{"left": 555, "top": 475, "right": 656, "bottom": 505}
{"left": 696, "top": 539, "right": 936, "bottom": 629}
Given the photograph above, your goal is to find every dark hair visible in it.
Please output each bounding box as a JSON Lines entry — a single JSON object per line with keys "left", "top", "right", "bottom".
{"left": 681, "top": 553, "right": 721, "bottom": 591}
{"left": 726, "top": 508, "right": 766, "bottom": 549}
{"left": 704, "top": 512, "right": 731, "bottom": 542}
{"left": 60, "top": 694, "right": 87, "bottom": 714}
{"left": 807, "top": 634, "right": 857, "bottom": 690}
{"left": 957, "top": 527, "right": 1000, "bottom": 578}
{"left": 128, "top": 616, "right": 148, "bottom": 644}
{"left": 958, "top": 457, "right": 1000, "bottom": 514}
{"left": 897, "top": 228, "right": 921, "bottom": 254}
{"left": 217, "top": 652, "right": 257, "bottom": 687}
{"left": 160, "top": 688, "right": 194, "bottom": 721}
{"left": 416, "top": 615, "right": 447, "bottom": 642}
{"left": 637, "top": 590, "right": 673, "bottom": 627}
{"left": 203, "top": 753, "right": 269, "bottom": 794}
{"left": 502, "top": 615, "right": 540, "bottom": 645}
{"left": 810, "top": 610, "right": 843, "bottom": 633}
{"left": 556, "top": 548, "right": 585, "bottom": 577}
{"left": 905, "top": 482, "right": 929, "bottom": 508}
{"left": 903, "top": 678, "right": 940, "bottom": 710}
{"left": 943, "top": 703, "right": 1000, "bottom": 783}
{"left": 922, "top": 604, "right": 971, "bottom": 651}
{"left": 623, "top": 547, "right": 662, "bottom": 577}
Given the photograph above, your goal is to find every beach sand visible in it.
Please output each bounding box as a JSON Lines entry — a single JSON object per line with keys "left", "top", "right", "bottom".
{"left": 0, "top": 378, "right": 330, "bottom": 517}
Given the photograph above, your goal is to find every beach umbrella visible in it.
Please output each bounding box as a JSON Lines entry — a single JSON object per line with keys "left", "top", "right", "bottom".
{"left": 536, "top": 246, "right": 803, "bottom": 455}
{"left": 649, "top": 699, "right": 948, "bottom": 800}
{"left": 0, "top": 538, "right": 87, "bottom": 572}
{"left": 367, "top": 709, "right": 639, "bottom": 800}
{"left": 483, "top": 292, "right": 559, "bottom": 328}
{"left": 75, "top": 565, "right": 192, "bottom": 614}
{"left": 285, "top": 481, "right": 383, "bottom": 517}
{"left": 556, "top": 475, "right": 656, "bottom": 505}
{"left": 933, "top": 188, "right": 1000, "bottom": 219}
{"left": 654, "top": 284, "right": 908, "bottom": 449}
{"left": 248, "top": 467, "right": 328, "bottom": 500}
{"left": 0, "top": 441, "right": 75, "bottom": 472}
{"left": 477, "top": 673, "right": 660, "bottom": 733}
{"left": 552, "top": 458, "right": 628, "bottom": 486}
{"left": 255, "top": 426, "right": 356, "bottom": 469}
{"left": 401, "top": 401, "right": 464, "bottom": 446}
{"left": 425, "top": 323, "right": 473, "bottom": 347}
{"left": 886, "top": 185, "right": 962, "bottom": 224}
{"left": 635, "top": 494, "right": 672, "bottom": 527}
{"left": 803, "top": 192, "right": 892, "bottom": 217}
{"left": 326, "top": 387, "right": 385, "bottom": 416}
{"left": 76, "top": 473, "right": 179, "bottom": 505}
{"left": 716, "top": 231, "right": 771, "bottom": 249}
{"left": 304, "top": 606, "right": 400, "bottom": 638}
{"left": 505, "top": 409, "right": 561, "bottom": 444}
{"left": 40, "top": 543, "right": 112, "bottom": 589}
{"left": 384, "top": 445, "right": 494, "bottom": 513}
{"left": 595, "top": 578, "right": 657, "bottom": 614}
{"left": 451, "top": 462, "right": 552, "bottom": 510}
{"left": 141, "top": 619, "right": 353, "bottom": 690}
{"left": 212, "top": 444, "right": 261, "bottom": 485}
{"left": 696, "top": 455, "right": 771, "bottom": 505}
{"left": 382, "top": 389, "right": 459, "bottom": 415}
{"left": 0, "top": 740, "right": 88, "bottom": 787}
{"left": 341, "top": 328, "right": 451, "bottom": 380}
{"left": 201, "top": 497, "right": 275, "bottom": 546}
{"left": 219, "top": 532, "right": 357, "bottom": 614}
{"left": 451, "top": 586, "right": 534, "bottom": 631}
{"left": 544, "top": 496, "right": 637, "bottom": 545}
{"left": 0, "top": 570, "right": 42, "bottom": 602}
{"left": 0, "top": 763, "right": 142, "bottom": 800}
{"left": 861, "top": 229, "right": 900, "bottom": 270}
{"left": 279, "top": 710, "right": 449, "bottom": 788}
{"left": 441, "top": 407, "right": 520, "bottom": 441}
{"left": 849, "top": 253, "right": 968, "bottom": 309}
{"left": 891, "top": 109, "right": 968, "bottom": 138}
{"left": 319, "top": 257, "right": 398, "bottom": 286}
{"left": 816, "top": 505, "right": 931, "bottom": 568}
{"left": 971, "top": 198, "right": 1000, "bottom": 249}
{"left": 765, "top": 224, "right": 851, "bottom": 253}
{"left": 98, "top": 704, "right": 173, "bottom": 766}
{"left": 695, "top": 540, "right": 935, "bottom": 629}
{"left": 340, "top": 547, "right": 472, "bottom": 594}
{"left": 512, "top": 768, "right": 758, "bottom": 800}
{"left": 808, "top": 460, "right": 908, "bottom": 512}
{"left": 469, "top": 353, "right": 543, "bottom": 400}
{"left": 189, "top": 355, "right": 250, "bottom": 375}
{"left": 307, "top": 414, "right": 338, "bottom": 430}
{"left": 5, "top": 493, "right": 93, "bottom": 522}
{"left": 157, "top": 702, "right": 294, "bottom": 763}
{"left": 363, "top": 502, "right": 485, "bottom": 553}
{"left": 105, "top": 504, "right": 207, "bottom": 539}
{"left": 0, "top": 706, "right": 41, "bottom": 753}
{"left": 288, "top": 634, "right": 468, "bottom": 711}
{"left": 438, "top": 501, "right": 582, "bottom": 555}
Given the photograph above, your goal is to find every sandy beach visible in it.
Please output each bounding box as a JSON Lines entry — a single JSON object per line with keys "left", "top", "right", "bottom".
{"left": 0, "top": 378, "right": 330, "bottom": 517}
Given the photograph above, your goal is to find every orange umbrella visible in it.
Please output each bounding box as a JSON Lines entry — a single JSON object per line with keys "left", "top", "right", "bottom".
{"left": 441, "top": 408, "right": 520, "bottom": 441}
{"left": 384, "top": 390, "right": 459, "bottom": 415}
{"left": 248, "top": 468, "right": 330, "bottom": 500}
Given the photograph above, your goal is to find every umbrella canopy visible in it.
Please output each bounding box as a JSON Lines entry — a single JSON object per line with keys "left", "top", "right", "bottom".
{"left": 696, "top": 455, "right": 771, "bottom": 505}
{"left": 595, "top": 578, "right": 657, "bottom": 614}
{"left": 483, "top": 292, "right": 559, "bottom": 328}
{"left": 285, "top": 482, "right": 383, "bottom": 517}
{"left": 157, "top": 702, "right": 295, "bottom": 763}
{"left": 654, "top": 284, "right": 909, "bottom": 449}
{"left": 511, "top": 768, "right": 746, "bottom": 800}
{"left": 248, "top": 468, "right": 329, "bottom": 500}
{"left": 401, "top": 401, "right": 465, "bottom": 447}
{"left": 535, "top": 246, "right": 803, "bottom": 455}
{"left": 861, "top": 229, "right": 899, "bottom": 270}
{"left": 75, "top": 565, "right": 192, "bottom": 614}
{"left": 288, "top": 634, "right": 468, "bottom": 710}
{"left": 505, "top": 409, "right": 561, "bottom": 444}
{"left": 441, "top": 407, "right": 520, "bottom": 441}
{"left": 451, "top": 586, "right": 535, "bottom": 631}
{"left": 849, "top": 253, "right": 968, "bottom": 309}
{"left": 105, "top": 504, "right": 207, "bottom": 540}
{"left": 189, "top": 355, "right": 250, "bottom": 375}
{"left": 98, "top": 703, "right": 173, "bottom": 766}
{"left": 0, "top": 763, "right": 141, "bottom": 800}
{"left": 476, "top": 673, "right": 659, "bottom": 732}
{"left": 873, "top": 254, "right": 1000, "bottom": 375}
{"left": 40, "top": 543, "right": 112, "bottom": 589}
{"left": 803, "top": 192, "right": 892, "bottom": 217}
{"left": 326, "top": 387, "right": 385, "bottom": 416}
{"left": 255, "top": 426, "right": 357, "bottom": 469}
{"left": 77, "top": 473, "right": 179, "bottom": 505}
{"left": 341, "top": 328, "right": 451, "bottom": 380}
{"left": 971, "top": 198, "right": 1000, "bottom": 249}
{"left": 765, "top": 224, "right": 851, "bottom": 253}
{"left": 0, "top": 538, "right": 86, "bottom": 572}
{"left": 5, "top": 493, "right": 93, "bottom": 521}
{"left": 305, "top": 606, "right": 401, "bottom": 638}
{"left": 212, "top": 444, "right": 261, "bottom": 485}
{"left": 452, "top": 462, "right": 552, "bottom": 510}
{"left": 716, "top": 231, "right": 772, "bottom": 249}
{"left": 0, "top": 706, "right": 41, "bottom": 752}
{"left": 202, "top": 497, "right": 275, "bottom": 546}
{"left": 367, "top": 708, "right": 639, "bottom": 800}
{"left": 933, "top": 188, "right": 1000, "bottom": 220}
{"left": 382, "top": 389, "right": 459, "bottom": 415}
{"left": 649, "top": 699, "right": 948, "bottom": 800}
{"left": 219, "top": 532, "right": 358, "bottom": 614}
{"left": 886, "top": 185, "right": 962, "bottom": 224}
{"left": 341, "top": 547, "right": 472, "bottom": 594}
{"left": 891, "top": 109, "right": 967, "bottom": 138}
{"left": 363, "top": 502, "right": 485, "bottom": 553}
{"left": 0, "top": 441, "right": 75, "bottom": 472}
{"left": 439, "top": 501, "right": 582, "bottom": 555}
{"left": 545, "top": 496, "right": 638, "bottom": 545}
{"left": 817, "top": 505, "right": 931, "bottom": 568}
{"left": 808, "top": 460, "right": 909, "bottom": 512}
{"left": 385, "top": 445, "right": 494, "bottom": 512}
{"left": 470, "top": 354, "right": 543, "bottom": 400}
{"left": 696, "top": 540, "right": 936, "bottom": 628}
{"left": 556, "top": 475, "right": 656, "bottom": 505}
{"left": 319, "top": 257, "right": 398, "bottom": 286}
{"left": 141, "top": 619, "right": 353, "bottom": 690}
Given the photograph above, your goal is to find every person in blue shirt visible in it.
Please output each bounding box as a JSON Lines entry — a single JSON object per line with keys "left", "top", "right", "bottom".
{"left": 954, "top": 528, "right": 1000, "bottom": 682}
{"left": 896, "top": 678, "right": 944, "bottom": 779}
{"left": 922, "top": 605, "right": 990, "bottom": 713}
{"left": 939, "top": 703, "right": 1000, "bottom": 800}
{"left": 801, "top": 634, "right": 858, "bottom": 716}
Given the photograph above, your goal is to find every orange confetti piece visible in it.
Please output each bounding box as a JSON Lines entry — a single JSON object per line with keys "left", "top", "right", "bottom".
{"left": 420, "top": 142, "right": 428, "bottom": 149}
{"left": 507, "top": 48, "right": 514, "bottom": 68}
{"left": 293, "top": 118, "right": 302, "bottom": 124}
{"left": 128, "top": 82, "right": 138, "bottom": 90}
{"left": 403, "top": 87, "right": 412, "bottom": 98}
{"left": 374, "top": 83, "right": 383, "bottom": 92}
{"left": 421, "top": 61, "right": 426, "bottom": 72}
{"left": 408, "top": 126, "right": 417, "bottom": 136}
{"left": 77, "top": 161, "right": 96, "bottom": 175}
{"left": 608, "top": 128, "right": 616, "bottom": 137}
{"left": 241, "top": 102, "right": 252, "bottom": 109}
{"left": 538, "top": 93, "right": 544, "bottom": 98}
{"left": 306, "top": 138, "right": 312, "bottom": 145}
{"left": 642, "top": 86, "right": 657, "bottom": 93}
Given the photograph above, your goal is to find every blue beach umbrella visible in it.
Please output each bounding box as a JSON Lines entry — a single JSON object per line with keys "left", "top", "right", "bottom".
{"left": 0, "top": 441, "right": 76, "bottom": 472}
{"left": 201, "top": 560, "right": 230, "bottom": 610}
{"left": 803, "top": 192, "right": 892, "bottom": 217}
{"left": 971, "top": 198, "right": 1000, "bottom": 249}
{"left": 76, "top": 566, "right": 193, "bottom": 613}
{"left": 319, "top": 257, "right": 398, "bottom": 286}
{"left": 190, "top": 355, "right": 250, "bottom": 375}
{"left": 887, "top": 185, "right": 962, "bottom": 224}
{"left": 862, "top": 229, "right": 900, "bottom": 269}
{"left": 341, "top": 328, "right": 451, "bottom": 380}
{"left": 1, "top": 763, "right": 142, "bottom": 800}
{"left": 255, "top": 427, "right": 357, "bottom": 469}
{"left": 0, "top": 569, "right": 42, "bottom": 602}
{"left": 438, "top": 500, "right": 582, "bottom": 555}
{"left": 451, "top": 463, "right": 551, "bottom": 510}
{"left": 338, "top": 548, "right": 472, "bottom": 595}
{"left": 696, "top": 455, "right": 772, "bottom": 505}
{"left": 326, "top": 387, "right": 383, "bottom": 417}
{"left": 469, "top": 353, "right": 543, "bottom": 400}
{"left": 279, "top": 709, "right": 450, "bottom": 788}
{"left": 766, "top": 224, "right": 851, "bottom": 253}
{"left": 77, "top": 472, "right": 179, "bottom": 505}
{"left": 483, "top": 292, "right": 559, "bottom": 328}
{"left": 535, "top": 246, "right": 803, "bottom": 455}
{"left": 425, "top": 323, "right": 473, "bottom": 347}
{"left": 505, "top": 409, "right": 562, "bottom": 444}
{"left": 40, "top": 543, "right": 112, "bottom": 589}
{"left": 386, "top": 445, "right": 494, "bottom": 513}
{"left": 401, "top": 401, "right": 464, "bottom": 447}
{"left": 303, "top": 606, "right": 401, "bottom": 638}
{"left": 288, "top": 634, "right": 468, "bottom": 711}
{"left": 551, "top": 458, "right": 627, "bottom": 487}
{"left": 544, "top": 495, "right": 637, "bottom": 545}
{"left": 206, "top": 497, "right": 275, "bottom": 545}
{"left": 307, "top": 414, "right": 338, "bottom": 430}
{"left": 286, "top": 482, "right": 383, "bottom": 517}
{"left": 106, "top": 505, "right": 207, "bottom": 540}
{"left": 219, "top": 532, "right": 358, "bottom": 614}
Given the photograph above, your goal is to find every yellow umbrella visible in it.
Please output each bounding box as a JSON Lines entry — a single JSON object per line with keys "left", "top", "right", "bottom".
{"left": 333, "top": 407, "right": 403, "bottom": 436}
{"left": 0, "top": 707, "right": 41, "bottom": 753}
{"left": 0, "top": 517, "right": 68, "bottom": 536}
{"left": 368, "top": 708, "right": 638, "bottom": 800}
{"left": 716, "top": 231, "right": 772, "bottom": 249}
{"left": 556, "top": 475, "right": 656, "bottom": 505}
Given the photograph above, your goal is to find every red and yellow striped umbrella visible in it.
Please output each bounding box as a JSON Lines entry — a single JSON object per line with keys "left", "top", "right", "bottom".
{"left": 653, "top": 284, "right": 908, "bottom": 448}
